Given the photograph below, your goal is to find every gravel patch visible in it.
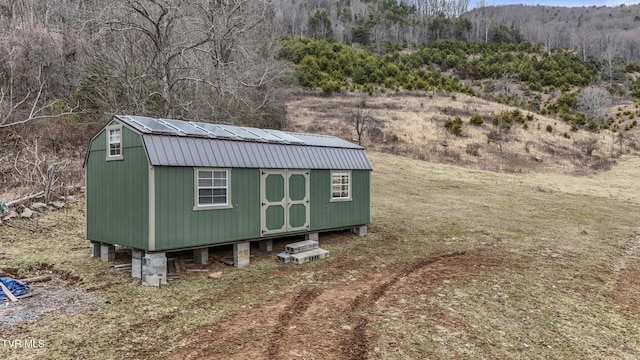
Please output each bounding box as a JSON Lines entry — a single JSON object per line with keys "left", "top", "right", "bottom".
{"left": 0, "top": 284, "right": 103, "bottom": 329}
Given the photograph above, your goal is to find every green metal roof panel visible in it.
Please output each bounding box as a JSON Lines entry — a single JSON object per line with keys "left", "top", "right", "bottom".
{"left": 142, "top": 135, "right": 372, "bottom": 170}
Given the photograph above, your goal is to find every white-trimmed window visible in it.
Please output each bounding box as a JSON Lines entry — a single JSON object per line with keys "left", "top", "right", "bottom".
{"left": 106, "top": 125, "right": 123, "bottom": 160}
{"left": 195, "top": 168, "right": 231, "bottom": 209}
{"left": 331, "top": 171, "right": 351, "bottom": 201}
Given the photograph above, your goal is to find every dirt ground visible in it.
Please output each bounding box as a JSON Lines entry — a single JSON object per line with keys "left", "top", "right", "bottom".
{"left": 160, "top": 228, "right": 640, "bottom": 360}
{"left": 162, "top": 235, "right": 514, "bottom": 360}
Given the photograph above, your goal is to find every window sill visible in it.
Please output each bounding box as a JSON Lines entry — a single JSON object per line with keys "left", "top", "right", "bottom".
{"left": 193, "top": 204, "right": 233, "bottom": 211}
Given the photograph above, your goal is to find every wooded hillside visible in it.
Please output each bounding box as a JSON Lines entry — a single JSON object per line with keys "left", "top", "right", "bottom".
{"left": 2, "top": 1, "right": 639, "bottom": 126}
{"left": 1, "top": 0, "right": 640, "bottom": 200}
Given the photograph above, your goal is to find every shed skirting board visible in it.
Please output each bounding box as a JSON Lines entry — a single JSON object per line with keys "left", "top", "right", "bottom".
{"left": 148, "top": 166, "right": 156, "bottom": 251}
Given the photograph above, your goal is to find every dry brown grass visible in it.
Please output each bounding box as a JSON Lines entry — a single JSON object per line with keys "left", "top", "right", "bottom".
{"left": 286, "top": 91, "right": 640, "bottom": 175}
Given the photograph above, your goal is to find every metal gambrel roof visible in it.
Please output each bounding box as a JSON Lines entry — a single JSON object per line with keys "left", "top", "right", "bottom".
{"left": 114, "top": 115, "right": 372, "bottom": 170}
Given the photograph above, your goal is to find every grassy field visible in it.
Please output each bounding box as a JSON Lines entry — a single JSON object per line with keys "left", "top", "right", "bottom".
{"left": 1, "top": 151, "right": 640, "bottom": 359}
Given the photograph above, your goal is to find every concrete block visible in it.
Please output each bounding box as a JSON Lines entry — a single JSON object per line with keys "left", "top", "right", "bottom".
{"left": 144, "top": 274, "right": 164, "bottom": 287}
{"left": 193, "top": 248, "right": 209, "bottom": 265}
{"left": 131, "top": 249, "right": 143, "bottom": 279}
{"left": 258, "top": 239, "right": 273, "bottom": 253}
{"left": 142, "top": 252, "right": 166, "bottom": 286}
{"left": 285, "top": 240, "right": 318, "bottom": 254}
{"left": 353, "top": 225, "right": 367, "bottom": 236}
{"left": 290, "top": 248, "right": 330, "bottom": 264}
{"left": 305, "top": 232, "right": 319, "bottom": 242}
{"left": 233, "top": 242, "right": 250, "bottom": 268}
{"left": 100, "top": 244, "right": 115, "bottom": 262}
{"left": 89, "top": 242, "right": 101, "bottom": 258}
{"left": 276, "top": 252, "right": 292, "bottom": 263}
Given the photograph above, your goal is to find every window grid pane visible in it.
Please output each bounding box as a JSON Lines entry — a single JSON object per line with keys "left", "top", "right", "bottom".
{"left": 197, "top": 169, "right": 228, "bottom": 207}
{"left": 108, "top": 129, "right": 122, "bottom": 157}
{"left": 331, "top": 172, "right": 350, "bottom": 199}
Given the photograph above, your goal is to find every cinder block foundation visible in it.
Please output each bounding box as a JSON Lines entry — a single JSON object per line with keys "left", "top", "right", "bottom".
{"left": 353, "top": 225, "right": 367, "bottom": 236}
{"left": 193, "top": 248, "right": 209, "bottom": 265}
{"left": 305, "top": 232, "right": 319, "bottom": 241}
{"left": 258, "top": 239, "right": 273, "bottom": 253}
{"left": 233, "top": 242, "right": 250, "bottom": 268}
{"left": 142, "top": 252, "right": 167, "bottom": 286}
{"left": 89, "top": 241, "right": 101, "bottom": 258}
{"left": 100, "top": 244, "right": 115, "bottom": 262}
{"left": 285, "top": 240, "right": 319, "bottom": 254}
{"left": 290, "top": 248, "right": 330, "bottom": 264}
{"left": 131, "top": 249, "right": 144, "bottom": 279}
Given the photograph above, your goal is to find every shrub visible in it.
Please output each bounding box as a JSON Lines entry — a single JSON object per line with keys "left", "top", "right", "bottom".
{"left": 546, "top": 125, "right": 553, "bottom": 132}
{"left": 466, "top": 143, "right": 481, "bottom": 156}
{"left": 469, "top": 113, "right": 484, "bottom": 126}
{"left": 587, "top": 121, "right": 599, "bottom": 132}
{"left": 445, "top": 116, "right": 463, "bottom": 136}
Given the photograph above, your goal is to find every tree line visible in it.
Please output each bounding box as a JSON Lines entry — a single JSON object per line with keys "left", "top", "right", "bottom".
{"left": 1, "top": 0, "right": 639, "bottom": 133}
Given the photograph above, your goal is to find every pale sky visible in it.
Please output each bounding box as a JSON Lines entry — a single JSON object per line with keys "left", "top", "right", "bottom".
{"left": 478, "top": 0, "right": 640, "bottom": 6}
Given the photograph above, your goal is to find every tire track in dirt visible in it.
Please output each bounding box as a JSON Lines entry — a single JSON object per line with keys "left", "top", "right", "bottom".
{"left": 164, "top": 249, "right": 505, "bottom": 360}
{"left": 340, "top": 251, "right": 467, "bottom": 360}
{"left": 614, "top": 228, "right": 640, "bottom": 273}
{"left": 613, "top": 229, "right": 640, "bottom": 315}
{"left": 266, "top": 287, "right": 323, "bottom": 359}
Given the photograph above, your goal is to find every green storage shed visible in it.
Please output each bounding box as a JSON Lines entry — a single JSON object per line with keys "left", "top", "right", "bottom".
{"left": 85, "top": 115, "right": 371, "bottom": 284}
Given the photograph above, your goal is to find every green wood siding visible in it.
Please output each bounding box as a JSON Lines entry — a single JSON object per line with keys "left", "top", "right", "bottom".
{"left": 309, "top": 170, "right": 371, "bottom": 230}
{"left": 87, "top": 119, "right": 371, "bottom": 251}
{"left": 86, "top": 125, "right": 149, "bottom": 249}
{"left": 153, "top": 167, "right": 261, "bottom": 250}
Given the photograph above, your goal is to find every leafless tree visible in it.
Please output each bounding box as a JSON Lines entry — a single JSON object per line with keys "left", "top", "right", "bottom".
{"left": 496, "top": 72, "right": 518, "bottom": 99}
{"left": 349, "top": 97, "right": 383, "bottom": 146}
{"left": 0, "top": 19, "right": 80, "bottom": 128}
{"left": 577, "top": 87, "right": 612, "bottom": 123}
{"left": 0, "top": 71, "right": 78, "bottom": 128}
{"left": 487, "top": 127, "right": 505, "bottom": 152}
{"left": 574, "top": 137, "right": 599, "bottom": 157}
{"left": 602, "top": 42, "right": 619, "bottom": 86}
{"left": 97, "top": 0, "right": 211, "bottom": 118}
{"left": 408, "top": 0, "right": 471, "bottom": 17}
{"left": 89, "top": 0, "right": 287, "bottom": 125}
